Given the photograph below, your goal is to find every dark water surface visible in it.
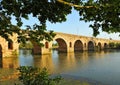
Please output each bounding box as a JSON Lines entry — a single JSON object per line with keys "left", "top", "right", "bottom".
{"left": 1, "top": 49, "right": 120, "bottom": 85}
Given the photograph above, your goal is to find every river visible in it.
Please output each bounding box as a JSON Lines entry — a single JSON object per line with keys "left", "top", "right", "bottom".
{"left": 0, "top": 49, "right": 120, "bottom": 85}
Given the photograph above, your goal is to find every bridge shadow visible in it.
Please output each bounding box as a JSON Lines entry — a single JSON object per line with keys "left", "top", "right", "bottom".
{"left": 0, "top": 57, "right": 2, "bottom": 68}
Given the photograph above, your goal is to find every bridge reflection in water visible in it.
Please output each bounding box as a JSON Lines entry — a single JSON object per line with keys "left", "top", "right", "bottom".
{"left": 0, "top": 57, "right": 19, "bottom": 68}
{"left": 1, "top": 49, "right": 120, "bottom": 85}
{"left": 0, "top": 49, "right": 107, "bottom": 72}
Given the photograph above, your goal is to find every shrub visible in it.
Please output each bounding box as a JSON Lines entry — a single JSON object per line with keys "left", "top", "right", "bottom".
{"left": 17, "top": 66, "right": 62, "bottom": 85}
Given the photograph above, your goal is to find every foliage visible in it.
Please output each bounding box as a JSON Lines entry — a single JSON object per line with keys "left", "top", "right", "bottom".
{"left": 17, "top": 66, "right": 62, "bottom": 85}
{"left": 109, "top": 42, "right": 115, "bottom": 48}
{"left": 52, "top": 43, "right": 58, "bottom": 46}
{"left": 109, "top": 42, "right": 120, "bottom": 49}
{"left": 115, "top": 43, "right": 120, "bottom": 49}
{"left": 0, "top": 0, "right": 119, "bottom": 44}
{"left": 77, "top": 0, "right": 120, "bottom": 36}
{"left": 19, "top": 41, "right": 33, "bottom": 49}
{"left": 58, "top": 0, "right": 120, "bottom": 36}
{"left": 12, "top": 50, "right": 18, "bottom": 56}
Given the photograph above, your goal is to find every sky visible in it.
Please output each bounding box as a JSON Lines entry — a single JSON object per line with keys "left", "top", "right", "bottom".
{"left": 46, "top": 10, "right": 120, "bottom": 40}
{"left": 12, "top": 9, "right": 120, "bottom": 40}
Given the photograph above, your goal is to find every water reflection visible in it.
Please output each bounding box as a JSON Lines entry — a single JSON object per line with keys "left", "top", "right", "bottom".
{"left": 56, "top": 52, "right": 76, "bottom": 73}
{"left": 0, "top": 57, "right": 19, "bottom": 68}
{"left": 0, "top": 50, "right": 111, "bottom": 70}
{"left": 16, "top": 50, "right": 111, "bottom": 73}
{"left": 19, "top": 50, "right": 34, "bottom": 66}
{"left": 1, "top": 49, "right": 120, "bottom": 85}
{"left": 0, "top": 57, "right": 2, "bottom": 68}
{"left": 33, "top": 54, "right": 55, "bottom": 73}
{"left": 19, "top": 49, "right": 32, "bottom": 57}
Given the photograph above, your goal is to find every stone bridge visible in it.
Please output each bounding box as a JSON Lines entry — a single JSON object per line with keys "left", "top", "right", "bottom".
{"left": 0, "top": 32, "right": 120, "bottom": 57}
{"left": 33, "top": 32, "right": 120, "bottom": 54}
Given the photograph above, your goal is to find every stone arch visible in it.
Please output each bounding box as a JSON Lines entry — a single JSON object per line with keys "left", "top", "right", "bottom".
{"left": 8, "top": 41, "right": 13, "bottom": 50}
{"left": 104, "top": 43, "right": 108, "bottom": 49}
{"left": 98, "top": 42, "right": 102, "bottom": 50}
{"left": 55, "top": 38, "right": 67, "bottom": 52}
{"left": 84, "top": 43, "right": 86, "bottom": 48}
{"left": 74, "top": 40, "right": 83, "bottom": 52}
{"left": 69, "top": 42, "right": 72, "bottom": 48}
{"left": 88, "top": 41, "right": 94, "bottom": 51}
{"left": 45, "top": 42, "right": 49, "bottom": 48}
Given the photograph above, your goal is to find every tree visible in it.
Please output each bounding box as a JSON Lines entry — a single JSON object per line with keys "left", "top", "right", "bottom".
{"left": 17, "top": 66, "right": 62, "bottom": 85}
{"left": 0, "top": 0, "right": 119, "bottom": 44}
{"left": 58, "top": 0, "right": 120, "bottom": 36}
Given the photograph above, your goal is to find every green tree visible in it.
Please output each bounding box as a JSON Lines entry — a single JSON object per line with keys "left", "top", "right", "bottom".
{"left": 109, "top": 42, "right": 115, "bottom": 48}
{"left": 115, "top": 43, "right": 120, "bottom": 49}
{"left": 0, "top": 0, "right": 119, "bottom": 44}
{"left": 19, "top": 41, "right": 33, "bottom": 49}
{"left": 17, "top": 66, "right": 62, "bottom": 85}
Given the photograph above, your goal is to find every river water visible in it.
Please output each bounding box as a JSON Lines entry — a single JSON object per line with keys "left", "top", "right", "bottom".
{"left": 1, "top": 49, "right": 120, "bottom": 85}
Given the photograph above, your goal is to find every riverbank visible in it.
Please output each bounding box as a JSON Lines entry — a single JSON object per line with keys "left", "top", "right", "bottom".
{"left": 0, "top": 67, "right": 109, "bottom": 85}
{"left": 0, "top": 74, "right": 109, "bottom": 85}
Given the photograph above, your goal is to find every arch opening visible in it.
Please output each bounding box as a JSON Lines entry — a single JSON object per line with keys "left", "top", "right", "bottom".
{"left": 74, "top": 40, "right": 83, "bottom": 52}
{"left": 19, "top": 40, "right": 41, "bottom": 55}
{"left": 104, "top": 43, "right": 108, "bottom": 49}
{"left": 98, "top": 42, "right": 102, "bottom": 50}
{"left": 55, "top": 38, "right": 67, "bottom": 53}
{"left": 19, "top": 41, "right": 33, "bottom": 50}
{"left": 8, "top": 41, "right": 13, "bottom": 50}
{"left": 88, "top": 41, "right": 94, "bottom": 51}
{"left": 45, "top": 42, "right": 49, "bottom": 48}
{"left": 69, "top": 42, "right": 72, "bottom": 48}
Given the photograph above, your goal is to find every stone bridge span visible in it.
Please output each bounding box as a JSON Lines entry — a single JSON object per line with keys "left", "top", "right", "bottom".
{"left": 33, "top": 32, "right": 120, "bottom": 54}
{"left": 0, "top": 32, "right": 120, "bottom": 57}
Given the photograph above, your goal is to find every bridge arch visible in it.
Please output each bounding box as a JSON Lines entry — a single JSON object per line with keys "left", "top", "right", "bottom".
{"left": 88, "top": 41, "right": 95, "bottom": 51}
{"left": 74, "top": 40, "right": 83, "bottom": 52}
{"left": 8, "top": 41, "right": 13, "bottom": 50}
{"left": 55, "top": 38, "right": 67, "bottom": 52}
{"left": 45, "top": 42, "right": 49, "bottom": 48}
{"left": 98, "top": 42, "right": 102, "bottom": 50}
{"left": 104, "top": 43, "right": 108, "bottom": 49}
{"left": 69, "top": 42, "right": 72, "bottom": 48}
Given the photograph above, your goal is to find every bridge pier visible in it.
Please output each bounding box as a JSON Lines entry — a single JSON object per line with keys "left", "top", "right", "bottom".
{"left": 41, "top": 48, "right": 52, "bottom": 55}
{"left": 0, "top": 33, "right": 19, "bottom": 58}
{"left": 67, "top": 47, "right": 74, "bottom": 53}
{"left": 83, "top": 43, "right": 88, "bottom": 51}
{"left": 32, "top": 41, "right": 52, "bottom": 55}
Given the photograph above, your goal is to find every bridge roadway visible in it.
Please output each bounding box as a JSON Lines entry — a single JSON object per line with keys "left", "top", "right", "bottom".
{"left": 0, "top": 32, "right": 120, "bottom": 57}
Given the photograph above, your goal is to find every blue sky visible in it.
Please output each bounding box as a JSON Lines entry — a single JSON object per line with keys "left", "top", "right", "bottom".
{"left": 46, "top": 10, "right": 120, "bottom": 40}
{"left": 12, "top": 9, "right": 120, "bottom": 40}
